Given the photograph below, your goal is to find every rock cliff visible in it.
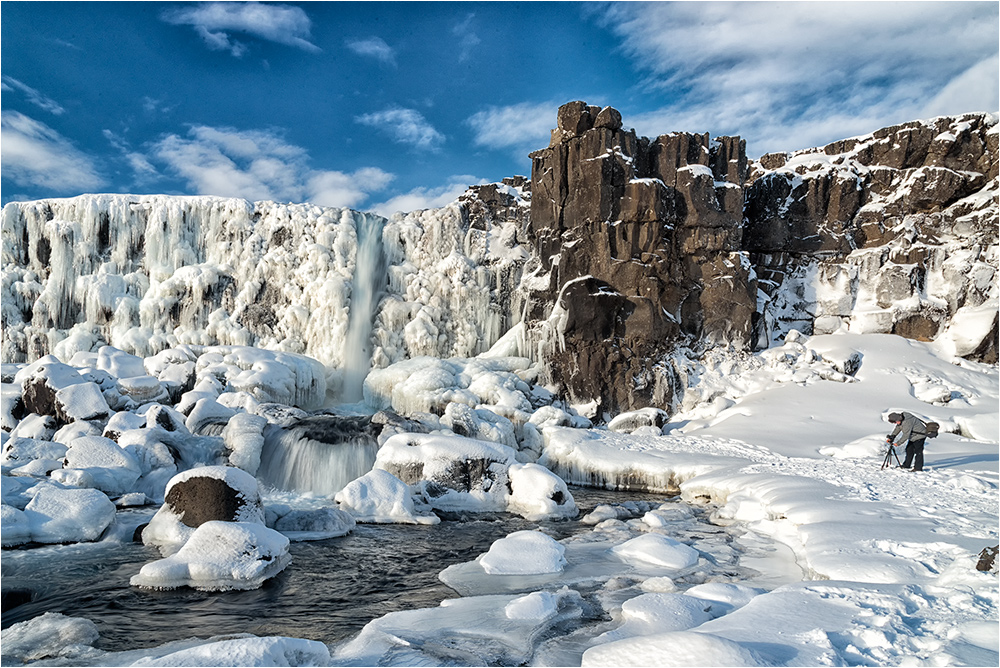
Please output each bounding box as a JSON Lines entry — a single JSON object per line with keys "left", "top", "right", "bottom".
{"left": 745, "top": 113, "right": 997, "bottom": 361}
{"left": 520, "top": 102, "right": 997, "bottom": 417}
{"left": 521, "top": 101, "right": 756, "bottom": 416}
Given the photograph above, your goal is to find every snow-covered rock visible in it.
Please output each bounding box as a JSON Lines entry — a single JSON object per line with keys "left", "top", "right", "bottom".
{"left": 130, "top": 520, "right": 291, "bottom": 591}
{"left": 611, "top": 534, "right": 701, "bottom": 570}
{"left": 375, "top": 432, "right": 517, "bottom": 513}
{"left": 0, "top": 612, "right": 100, "bottom": 664}
{"left": 141, "top": 466, "right": 265, "bottom": 555}
{"left": 334, "top": 468, "right": 439, "bottom": 525}
{"left": 478, "top": 530, "right": 567, "bottom": 575}
{"left": 21, "top": 483, "right": 116, "bottom": 544}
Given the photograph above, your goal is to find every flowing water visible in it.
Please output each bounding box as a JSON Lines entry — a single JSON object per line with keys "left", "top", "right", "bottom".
{"left": 340, "top": 213, "right": 386, "bottom": 403}
{"left": 256, "top": 416, "right": 379, "bottom": 497}
{"left": 0, "top": 488, "right": 675, "bottom": 654}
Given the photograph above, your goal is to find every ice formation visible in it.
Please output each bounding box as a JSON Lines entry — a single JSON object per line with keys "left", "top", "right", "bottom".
{"left": 1, "top": 189, "right": 532, "bottom": 403}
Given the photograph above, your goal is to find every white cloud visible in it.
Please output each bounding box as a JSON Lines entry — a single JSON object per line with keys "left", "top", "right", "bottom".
{"left": 453, "top": 13, "right": 481, "bottom": 63}
{"left": 1, "top": 77, "right": 65, "bottom": 115}
{"left": 369, "top": 175, "right": 484, "bottom": 217}
{"left": 467, "top": 101, "right": 560, "bottom": 155}
{"left": 920, "top": 54, "right": 1000, "bottom": 119}
{"left": 161, "top": 1, "right": 320, "bottom": 57}
{"left": 152, "top": 125, "right": 392, "bottom": 208}
{"left": 103, "top": 129, "right": 160, "bottom": 182}
{"left": 355, "top": 107, "right": 445, "bottom": 150}
{"left": 597, "top": 2, "right": 1000, "bottom": 155}
{"left": 1, "top": 111, "right": 104, "bottom": 192}
{"left": 346, "top": 37, "right": 396, "bottom": 66}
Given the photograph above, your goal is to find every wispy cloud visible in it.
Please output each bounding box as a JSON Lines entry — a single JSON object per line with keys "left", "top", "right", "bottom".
{"left": 467, "top": 101, "right": 560, "bottom": 156}
{"left": 103, "top": 129, "right": 160, "bottom": 182}
{"left": 369, "top": 175, "right": 484, "bottom": 217}
{"left": 355, "top": 107, "right": 445, "bottom": 150}
{"left": 1, "top": 111, "right": 104, "bottom": 192}
{"left": 160, "top": 1, "right": 320, "bottom": 57}
{"left": 452, "top": 13, "right": 481, "bottom": 63}
{"left": 151, "top": 125, "right": 391, "bottom": 208}
{"left": 346, "top": 37, "right": 396, "bottom": 67}
{"left": 597, "top": 2, "right": 1000, "bottom": 155}
{"left": 1, "top": 77, "right": 66, "bottom": 115}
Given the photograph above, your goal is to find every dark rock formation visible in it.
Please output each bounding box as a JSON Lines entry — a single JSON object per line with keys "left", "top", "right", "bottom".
{"left": 745, "top": 113, "right": 998, "bottom": 357}
{"left": 977, "top": 545, "right": 998, "bottom": 572}
{"left": 522, "top": 101, "right": 755, "bottom": 416}
{"left": 163, "top": 470, "right": 264, "bottom": 528}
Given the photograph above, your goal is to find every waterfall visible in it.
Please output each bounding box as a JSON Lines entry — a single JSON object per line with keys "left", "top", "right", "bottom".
{"left": 341, "top": 212, "right": 387, "bottom": 403}
{"left": 256, "top": 416, "right": 379, "bottom": 496}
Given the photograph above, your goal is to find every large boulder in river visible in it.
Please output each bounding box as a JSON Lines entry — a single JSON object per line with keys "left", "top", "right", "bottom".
{"left": 141, "top": 466, "right": 265, "bottom": 555}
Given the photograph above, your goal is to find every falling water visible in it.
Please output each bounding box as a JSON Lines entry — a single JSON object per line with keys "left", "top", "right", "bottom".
{"left": 256, "top": 416, "right": 379, "bottom": 496}
{"left": 341, "top": 213, "right": 387, "bottom": 403}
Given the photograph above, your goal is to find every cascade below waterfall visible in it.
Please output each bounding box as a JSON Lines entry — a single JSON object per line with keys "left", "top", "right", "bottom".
{"left": 256, "top": 416, "right": 379, "bottom": 496}
{"left": 341, "top": 213, "right": 387, "bottom": 402}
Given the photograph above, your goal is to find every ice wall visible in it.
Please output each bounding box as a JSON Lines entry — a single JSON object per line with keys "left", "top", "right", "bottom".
{"left": 2, "top": 191, "right": 531, "bottom": 392}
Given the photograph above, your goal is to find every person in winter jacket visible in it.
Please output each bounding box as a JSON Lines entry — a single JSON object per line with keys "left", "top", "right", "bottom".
{"left": 887, "top": 411, "right": 927, "bottom": 471}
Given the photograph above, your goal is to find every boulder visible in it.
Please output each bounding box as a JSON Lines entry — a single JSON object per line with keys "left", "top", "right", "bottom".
{"left": 141, "top": 466, "right": 265, "bottom": 555}
{"left": 375, "top": 432, "right": 516, "bottom": 512}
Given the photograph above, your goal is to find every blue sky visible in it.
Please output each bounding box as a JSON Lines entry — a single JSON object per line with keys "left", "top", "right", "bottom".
{"left": 2, "top": 1, "right": 997, "bottom": 215}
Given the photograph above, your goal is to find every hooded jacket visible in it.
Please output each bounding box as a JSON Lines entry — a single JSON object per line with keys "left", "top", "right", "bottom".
{"left": 889, "top": 412, "right": 927, "bottom": 445}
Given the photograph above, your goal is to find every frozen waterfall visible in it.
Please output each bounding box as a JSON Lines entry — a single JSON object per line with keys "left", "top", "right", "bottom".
{"left": 341, "top": 213, "right": 386, "bottom": 402}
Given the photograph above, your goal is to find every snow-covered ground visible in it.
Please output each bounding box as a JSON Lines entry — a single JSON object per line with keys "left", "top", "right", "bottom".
{"left": 3, "top": 329, "right": 996, "bottom": 666}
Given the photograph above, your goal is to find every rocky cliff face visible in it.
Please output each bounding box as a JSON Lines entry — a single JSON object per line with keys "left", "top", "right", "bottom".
{"left": 745, "top": 113, "right": 998, "bottom": 362}
{"left": 520, "top": 102, "right": 997, "bottom": 417}
{"left": 520, "top": 101, "right": 757, "bottom": 416}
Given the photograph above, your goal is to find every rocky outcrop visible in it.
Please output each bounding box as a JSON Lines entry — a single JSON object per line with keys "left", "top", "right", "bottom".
{"left": 745, "top": 113, "right": 998, "bottom": 359}
{"left": 522, "top": 101, "right": 756, "bottom": 416}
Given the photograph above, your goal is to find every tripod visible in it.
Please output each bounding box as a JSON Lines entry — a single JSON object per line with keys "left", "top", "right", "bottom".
{"left": 881, "top": 441, "right": 902, "bottom": 470}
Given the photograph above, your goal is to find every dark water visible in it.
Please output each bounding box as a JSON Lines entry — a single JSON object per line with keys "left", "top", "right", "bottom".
{"left": 1, "top": 488, "right": 672, "bottom": 653}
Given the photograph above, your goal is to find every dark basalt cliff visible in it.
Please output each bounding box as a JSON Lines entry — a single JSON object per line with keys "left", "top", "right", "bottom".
{"left": 519, "top": 102, "right": 998, "bottom": 417}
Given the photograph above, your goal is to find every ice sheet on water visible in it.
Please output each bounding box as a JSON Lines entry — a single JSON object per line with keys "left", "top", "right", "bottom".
{"left": 0, "top": 612, "right": 100, "bottom": 664}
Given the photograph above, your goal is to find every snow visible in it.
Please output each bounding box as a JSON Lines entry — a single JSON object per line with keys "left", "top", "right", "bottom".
{"left": 130, "top": 520, "right": 291, "bottom": 591}
{"left": 333, "top": 468, "right": 439, "bottom": 525}
{"left": 478, "top": 530, "right": 568, "bottom": 575}
{"left": 20, "top": 483, "right": 116, "bottom": 544}
{"left": 0, "top": 612, "right": 100, "bottom": 664}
